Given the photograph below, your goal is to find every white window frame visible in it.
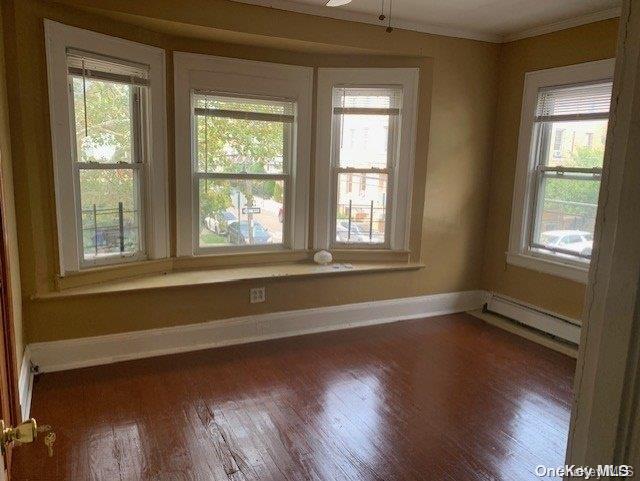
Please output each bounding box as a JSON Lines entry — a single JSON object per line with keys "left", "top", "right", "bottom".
{"left": 314, "top": 68, "right": 419, "bottom": 251}
{"left": 507, "top": 59, "right": 615, "bottom": 284}
{"left": 44, "top": 20, "right": 169, "bottom": 274}
{"left": 174, "top": 53, "right": 312, "bottom": 257}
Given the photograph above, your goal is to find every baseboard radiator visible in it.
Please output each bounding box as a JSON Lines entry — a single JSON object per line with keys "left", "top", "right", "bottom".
{"left": 485, "top": 294, "right": 581, "bottom": 344}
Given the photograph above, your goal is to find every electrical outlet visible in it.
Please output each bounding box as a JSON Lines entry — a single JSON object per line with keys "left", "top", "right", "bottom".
{"left": 250, "top": 287, "right": 266, "bottom": 304}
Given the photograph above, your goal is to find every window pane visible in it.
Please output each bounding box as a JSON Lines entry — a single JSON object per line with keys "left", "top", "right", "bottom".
{"left": 532, "top": 175, "right": 599, "bottom": 259}
{"left": 72, "top": 77, "right": 135, "bottom": 164}
{"left": 199, "top": 179, "right": 284, "bottom": 248}
{"left": 541, "top": 119, "right": 608, "bottom": 168}
{"left": 338, "top": 114, "right": 389, "bottom": 169}
{"left": 195, "top": 115, "right": 288, "bottom": 174}
{"left": 336, "top": 173, "right": 387, "bottom": 244}
{"left": 79, "top": 169, "right": 141, "bottom": 261}
{"left": 194, "top": 94, "right": 293, "bottom": 174}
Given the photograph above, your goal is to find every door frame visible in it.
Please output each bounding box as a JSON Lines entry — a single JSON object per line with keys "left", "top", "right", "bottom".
{"left": 565, "top": 0, "right": 640, "bottom": 470}
{"left": 0, "top": 172, "right": 19, "bottom": 425}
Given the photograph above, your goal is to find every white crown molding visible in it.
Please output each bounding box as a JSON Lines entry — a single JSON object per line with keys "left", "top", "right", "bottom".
{"left": 229, "top": 0, "right": 620, "bottom": 45}
{"left": 230, "top": 0, "right": 502, "bottom": 43}
{"left": 503, "top": 7, "right": 622, "bottom": 43}
{"left": 28, "top": 290, "right": 489, "bottom": 373}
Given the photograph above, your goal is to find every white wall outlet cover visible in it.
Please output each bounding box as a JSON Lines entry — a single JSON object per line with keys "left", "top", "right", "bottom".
{"left": 250, "top": 287, "right": 266, "bottom": 303}
{"left": 313, "top": 250, "right": 333, "bottom": 265}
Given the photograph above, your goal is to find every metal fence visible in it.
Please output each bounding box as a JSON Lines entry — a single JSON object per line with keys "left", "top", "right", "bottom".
{"left": 336, "top": 200, "right": 386, "bottom": 242}
{"left": 81, "top": 203, "right": 139, "bottom": 256}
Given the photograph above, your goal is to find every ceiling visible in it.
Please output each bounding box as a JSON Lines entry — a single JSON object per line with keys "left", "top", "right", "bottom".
{"left": 231, "top": 0, "right": 621, "bottom": 42}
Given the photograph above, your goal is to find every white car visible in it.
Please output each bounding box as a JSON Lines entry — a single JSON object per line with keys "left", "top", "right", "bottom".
{"left": 539, "top": 230, "right": 593, "bottom": 256}
{"left": 336, "top": 220, "right": 367, "bottom": 243}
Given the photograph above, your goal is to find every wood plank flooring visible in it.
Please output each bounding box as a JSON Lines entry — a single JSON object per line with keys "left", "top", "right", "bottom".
{"left": 12, "top": 313, "right": 576, "bottom": 481}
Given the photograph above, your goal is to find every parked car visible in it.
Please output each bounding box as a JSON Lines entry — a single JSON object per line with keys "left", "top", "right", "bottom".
{"left": 336, "top": 220, "right": 367, "bottom": 243}
{"left": 227, "top": 220, "right": 271, "bottom": 245}
{"left": 204, "top": 211, "right": 237, "bottom": 235}
{"left": 539, "top": 229, "right": 593, "bottom": 256}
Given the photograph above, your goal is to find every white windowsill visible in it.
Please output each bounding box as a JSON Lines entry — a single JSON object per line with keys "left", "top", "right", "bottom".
{"left": 506, "top": 252, "right": 589, "bottom": 284}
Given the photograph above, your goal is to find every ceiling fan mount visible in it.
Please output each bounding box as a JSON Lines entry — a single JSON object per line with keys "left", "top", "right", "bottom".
{"left": 325, "top": 0, "right": 394, "bottom": 32}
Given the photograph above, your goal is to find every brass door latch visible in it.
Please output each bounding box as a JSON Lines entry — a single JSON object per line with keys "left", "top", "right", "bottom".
{"left": 0, "top": 419, "right": 56, "bottom": 456}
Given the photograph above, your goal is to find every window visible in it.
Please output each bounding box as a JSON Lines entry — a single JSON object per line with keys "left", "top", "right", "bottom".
{"left": 315, "top": 69, "right": 419, "bottom": 251}
{"left": 193, "top": 93, "right": 293, "bottom": 249}
{"left": 69, "top": 52, "right": 147, "bottom": 264}
{"left": 508, "top": 59, "right": 614, "bottom": 283}
{"left": 45, "top": 21, "right": 168, "bottom": 274}
{"left": 331, "top": 87, "right": 399, "bottom": 246}
{"left": 174, "top": 54, "right": 312, "bottom": 256}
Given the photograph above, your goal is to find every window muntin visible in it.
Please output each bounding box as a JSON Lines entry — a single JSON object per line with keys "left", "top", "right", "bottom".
{"left": 68, "top": 52, "right": 148, "bottom": 265}
{"left": 192, "top": 92, "right": 294, "bottom": 251}
{"left": 527, "top": 81, "right": 612, "bottom": 262}
{"left": 331, "top": 87, "right": 401, "bottom": 247}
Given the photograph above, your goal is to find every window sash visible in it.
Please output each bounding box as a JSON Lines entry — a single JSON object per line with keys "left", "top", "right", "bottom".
{"left": 527, "top": 120, "right": 603, "bottom": 263}
{"left": 67, "top": 72, "right": 148, "bottom": 267}
{"left": 191, "top": 92, "right": 295, "bottom": 253}
{"left": 192, "top": 175, "right": 291, "bottom": 253}
{"left": 329, "top": 102, "right": 398, "bottom": 248}
{"left": 70, "top": 80, "right": 145, "bottom": 166}
{"left": 526, "top": 108, "right": 605, "bottom": 261}
{"left": 74, "top": 165, "right": 147, "bottom": 266}
{"left": 193, "top": 96, "right": 293, "bottom": 176}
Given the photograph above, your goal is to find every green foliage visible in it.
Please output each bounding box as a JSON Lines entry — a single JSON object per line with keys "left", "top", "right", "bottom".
{"left": 73, "top": 77, "right": 133, "bottom": 164}
{"left": 196, "top": 110, "right": 286, "bottom": 222}
{"left": 543, "top": 145, "right": 603, "bottom": 223}
{"left": 73, "top": 77, "right": 139, "bottom": 214}
{"left": 568, "top": 146, "right": 604, "bottom": 169}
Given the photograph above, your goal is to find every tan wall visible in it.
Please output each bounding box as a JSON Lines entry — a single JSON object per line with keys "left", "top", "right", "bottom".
{"left": 481, "top": 19, "right": 619, "bottom": 320}
{"left": 0, "top": 2, "right": 23, "bottom": 370}
{"left": 3, "top": 0, "right": 500, "bottom": 343}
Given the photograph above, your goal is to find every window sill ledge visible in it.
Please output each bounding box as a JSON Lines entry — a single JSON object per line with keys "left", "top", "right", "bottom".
{"left": 36, "top": 261, "right": 424, "bottom": 300}
{"left": 54, "top": 249, "right": 412, "bottom": 291}
{"left": 506, "top": 252, "right": 589, "bottom": 284}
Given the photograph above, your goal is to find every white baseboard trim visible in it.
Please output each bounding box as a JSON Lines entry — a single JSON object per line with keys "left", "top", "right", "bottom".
{"left": 485, "top": 293, "right": 581, "bottom": 344}
{"left": 28, "top": 290, "right": 489, "bottom": 373}
{"left": 18, "top": 346, "right": 34, "bottom": 421}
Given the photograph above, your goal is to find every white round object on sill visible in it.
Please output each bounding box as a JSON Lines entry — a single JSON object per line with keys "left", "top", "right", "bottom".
{"left": 313, "top": 250, "right": 333, "bottom": 265}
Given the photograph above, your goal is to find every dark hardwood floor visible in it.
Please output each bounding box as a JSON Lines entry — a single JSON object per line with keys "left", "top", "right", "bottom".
{"left": 12, "top": 313, "right": 576, "bottom": 481}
